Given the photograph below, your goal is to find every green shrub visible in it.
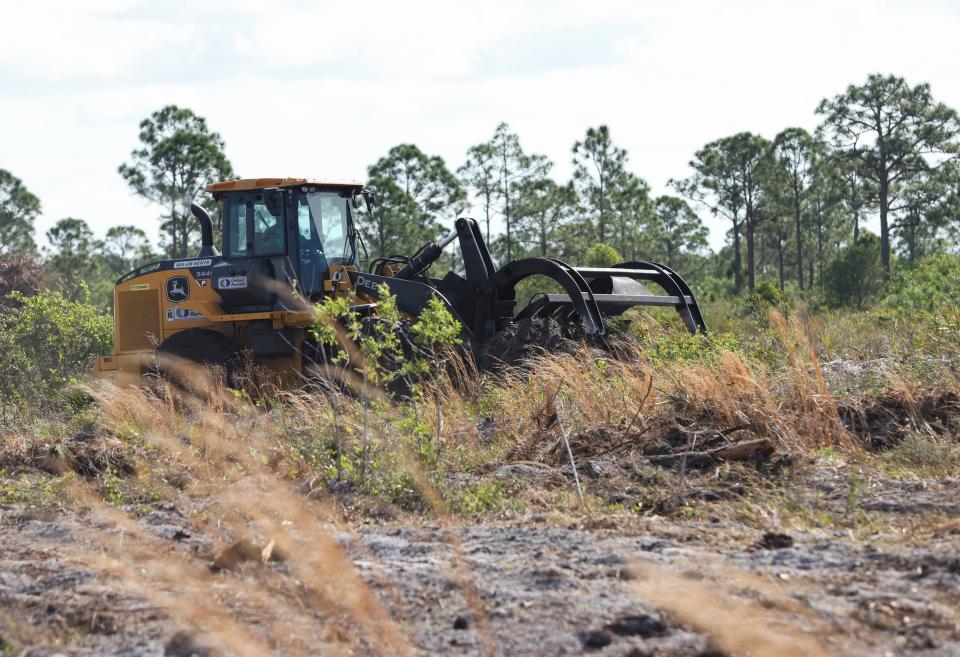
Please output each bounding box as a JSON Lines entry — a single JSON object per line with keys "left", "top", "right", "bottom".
{"left": 454, "top": 480, "right": 506, "bottom": 515}
{"left": 584, "top": 242, "right": 622, "bottom": 267}
{"left": 310, "top": 285, "right": 462, "bottom": 388}
{"left": 745, "top": 280, "right": 793, "bottom": 317}
{"left": 884, "top": 252, "right": 960, "bottom": 313}
{"left": 308, "top": 286, "right": 463, "bottom": 485}
{"left": 0, "top": 287, "right": 112, "bottom": 413}
{"left": 696, "top": 275, "right": 736, "bottom": 302}
{"left": 823, "top": 233, "right": 885, "bottom": 309}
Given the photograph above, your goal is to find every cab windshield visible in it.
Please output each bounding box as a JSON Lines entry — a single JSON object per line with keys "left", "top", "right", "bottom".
{"left": 295, "top": 191, "right": 354, "bottom": 264}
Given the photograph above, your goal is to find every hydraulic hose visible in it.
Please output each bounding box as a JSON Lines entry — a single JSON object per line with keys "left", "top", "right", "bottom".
{"left": 395, "top": 227, "right": 459, "bottom": 280}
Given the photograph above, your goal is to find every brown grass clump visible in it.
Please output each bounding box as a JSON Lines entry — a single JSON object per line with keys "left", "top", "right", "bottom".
{"left": 491, "top": 325, "right": 851, "bottom": 471}
{"left": 0, "top": 426, "right": 132, "bottom": 478}
{"left": 660, "top": 312, "right": 849, "bottom": 453}
{"left": 631, "top": 559, "right": 838, "bottom": 657}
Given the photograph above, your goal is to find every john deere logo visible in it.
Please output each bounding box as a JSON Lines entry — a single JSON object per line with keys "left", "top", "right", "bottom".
{"left": 166, "top": 276, "right": 190, "bottom": 302}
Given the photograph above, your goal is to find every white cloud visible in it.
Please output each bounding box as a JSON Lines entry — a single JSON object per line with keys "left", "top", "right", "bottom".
{"left": 1, "top": 0, "right": 959, "bottom": 252}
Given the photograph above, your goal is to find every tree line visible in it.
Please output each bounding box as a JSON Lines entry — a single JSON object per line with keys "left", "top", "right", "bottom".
{"left": 1, "top": 73, "right": 958, "bottom": 310}
{"left": 362, "top": 123, "right": 711, "bottom": 278}
{"left": 676, "top": 74, "right": 960, "bottom": 296}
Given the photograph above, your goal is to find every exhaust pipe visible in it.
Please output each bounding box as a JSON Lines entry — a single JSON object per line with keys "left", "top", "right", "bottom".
{"left": 191, "top": 202, "right": 220, "bottom": 257}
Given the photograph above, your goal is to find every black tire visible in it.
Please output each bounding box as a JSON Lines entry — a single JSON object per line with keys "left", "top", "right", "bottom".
{"left": 156, "top": 328, "right": 241, "bottom": 388}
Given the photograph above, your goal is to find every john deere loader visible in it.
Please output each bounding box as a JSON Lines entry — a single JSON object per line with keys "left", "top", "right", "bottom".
{"left": 94, "top": 177, "right": 706, "bottom": 385}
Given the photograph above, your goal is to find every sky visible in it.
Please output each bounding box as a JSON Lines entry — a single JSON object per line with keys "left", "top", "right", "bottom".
{"left": 2, "top": 0, "right": 960, "bottom": 252}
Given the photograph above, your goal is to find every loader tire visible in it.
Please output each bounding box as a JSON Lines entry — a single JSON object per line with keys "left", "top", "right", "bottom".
{"left": 156, "top": 328, "right": 241, "bottom": 388}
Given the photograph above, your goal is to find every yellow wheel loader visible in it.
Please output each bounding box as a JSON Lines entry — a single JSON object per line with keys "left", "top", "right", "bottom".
{"left": 95, "top": 177, "right": 706, "bottom": 385}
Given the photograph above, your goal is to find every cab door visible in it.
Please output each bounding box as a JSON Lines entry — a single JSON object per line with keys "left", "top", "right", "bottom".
{"left": 294, "top": 194, "right": 326, "bottom": 298}
{"left": 215, "top": 189, "right": 292, "bottom": 310}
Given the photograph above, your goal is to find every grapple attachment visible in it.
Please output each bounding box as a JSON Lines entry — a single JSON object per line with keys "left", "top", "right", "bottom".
{"left": 493, "top": 257, "right": 707, "bottom": 336}
{"left": 361, "top": 218, "right": 707, "bottom": 363}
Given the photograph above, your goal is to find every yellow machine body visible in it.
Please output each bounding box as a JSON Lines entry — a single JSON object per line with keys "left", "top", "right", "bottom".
{"left": 94, "top": 177, "right": 365, "bottom": 385}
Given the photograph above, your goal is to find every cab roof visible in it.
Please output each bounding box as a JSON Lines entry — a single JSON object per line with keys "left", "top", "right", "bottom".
{"left": 204, "top": 178, "right": 364, "bottom": 193}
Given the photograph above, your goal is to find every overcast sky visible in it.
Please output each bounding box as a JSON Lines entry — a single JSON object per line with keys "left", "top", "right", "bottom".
{"left": 2, "top": 0, "right": 959, "bottom": 252}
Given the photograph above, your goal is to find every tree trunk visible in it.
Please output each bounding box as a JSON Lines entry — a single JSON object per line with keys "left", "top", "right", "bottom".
{"left": 378, "top": 219, "right": 386, "bottom": 259}
{"left": 816, "top": 204, "right": 825, "bottom": 287}
{"left": 732, "top": 219, "right": 742, "bottom": 295}
{"left": 777, "top": 238, "right": 785, "bottom": 292}
{"left": 169, "top": 201, "right": 178, "bottom": 257}
{"left": 598, "top": 174, "right": 606, "bottom": 245}
{"left": 540, "top": 217, "right": 548, "bottom": 257}
{"left": 180, "top": 212, "right": 189, "bottom": 258}
{"left": 793, "top": 187, "right": 804, "bottom": 291}
{"left": 758, "top": 234, "right": 766, "bottom": 279}
{"left": 906, "top": 219, "right": 917, "bottom": 264}
{"left": 620, "top": 218, "right": 627, "bottom": 261}
{"left": 501, "top": 150, "right": 512, "bottom": 262}
{"left": 849, "top": 170, "right": 861, "bottom": 243}
{"left": 879, "top": 173, "right": 890, "bottom": 275}
{"left": 484, "top": 193, "right": 492, "bottom": 243}
{"left": 746, "top": 217, "right": 756, "bottom": 291}
{"left": 876, "top": 116, "right": 890, "bottom": 276}
{"left": 504, "top": 182, "right": 512, "bottom": 262}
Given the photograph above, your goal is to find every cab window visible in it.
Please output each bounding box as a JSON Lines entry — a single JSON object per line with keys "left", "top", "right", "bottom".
{"left": 226, "top": 198, "right": 249, "bottom": 257}
{"left": 298, "top": 200, "right": 320, "bottom": 248}
{"left": 252, "top": 198, "right": 284, "bottom": 256}
{"left": 301, "top": 191, "right": 351, "bottom": 261}
{"left": 315, "top": 195, "right": 348, "bottom": 258}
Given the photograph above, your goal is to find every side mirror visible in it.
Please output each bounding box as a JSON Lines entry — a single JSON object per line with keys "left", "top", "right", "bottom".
{"left": 264, "top": 187, "right": 282, "bottom": 216}
{"left": 363, "top": 190, "right": 375, "bottom": 213}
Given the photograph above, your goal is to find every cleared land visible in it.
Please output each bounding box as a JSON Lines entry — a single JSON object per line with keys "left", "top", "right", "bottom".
{"left": 1, "top": 464, "right": 958, "bottom": 656}
{"left": 2, "top": 306, "right": 959, "bottom": 656}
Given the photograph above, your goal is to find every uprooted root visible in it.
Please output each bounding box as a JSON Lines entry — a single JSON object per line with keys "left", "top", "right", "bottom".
{"left": 838, "top": 387, "right": 960, "bottom": 450}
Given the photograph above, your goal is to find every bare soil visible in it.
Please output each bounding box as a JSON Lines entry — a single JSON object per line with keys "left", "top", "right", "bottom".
{"left": 1, "top": 461, "right": 957, "bottom": 657}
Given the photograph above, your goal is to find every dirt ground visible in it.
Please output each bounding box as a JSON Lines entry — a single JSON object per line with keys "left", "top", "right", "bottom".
{"left": 1, "top": 460, "right": 958, "bottom": 657}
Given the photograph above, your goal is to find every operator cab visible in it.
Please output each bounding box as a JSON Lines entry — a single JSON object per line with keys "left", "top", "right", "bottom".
{"left": 206, "top": 178, "right": 367, "bottom": 311}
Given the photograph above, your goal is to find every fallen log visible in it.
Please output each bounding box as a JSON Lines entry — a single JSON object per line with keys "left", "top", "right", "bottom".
{"left": 647, "top": 438, "right": 773, "bottom": 469}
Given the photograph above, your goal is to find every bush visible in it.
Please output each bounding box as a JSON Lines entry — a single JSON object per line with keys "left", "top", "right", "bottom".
{"left": 747, "top": 280, "right": 788, "bottom": 313}
{"left": 696, "top": 275, "right": 736, "bottom": 302}
{"left": 823, "top": 233, "right": 885, "bottom": 309}
{"left": 884, "top": 252, "right": 960, "bottom": 313}
{"left": 0, "top": 287, "right": 112, "bottom": 414}
{"left": 585, "top": 242, "right": 622, "bottom": 267}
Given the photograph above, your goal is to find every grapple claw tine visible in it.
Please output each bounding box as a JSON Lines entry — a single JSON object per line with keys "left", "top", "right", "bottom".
{"left": 497, "top": 258, "right": 707, "bottom": 338}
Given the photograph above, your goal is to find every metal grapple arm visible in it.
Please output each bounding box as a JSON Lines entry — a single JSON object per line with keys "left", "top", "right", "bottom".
{"left": 381, "top": 218, "right": 706, "bottom": 353}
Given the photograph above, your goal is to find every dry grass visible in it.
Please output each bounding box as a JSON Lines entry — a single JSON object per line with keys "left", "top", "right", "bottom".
{"left": 631, "top": 558, "right": 839, "bottom": 657}
{"left": 2, "top": 304, "right": 960, "bottom": 654}
{"left": 489, "top": 318, "right": 854, "bottom": 466}
{"left": 51, "top": 370, "right": 500, "bottom": 657}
